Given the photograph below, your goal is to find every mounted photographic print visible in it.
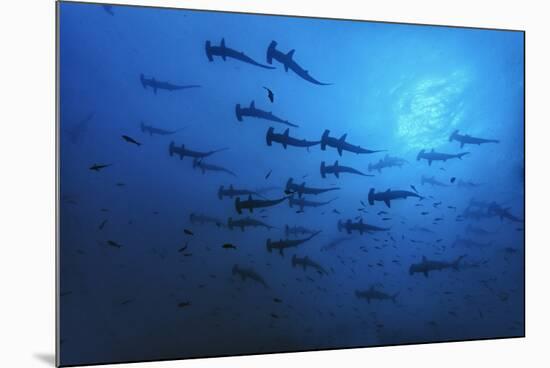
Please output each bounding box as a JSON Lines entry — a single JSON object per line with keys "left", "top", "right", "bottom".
{"left": 57, "top": 1, "right": 525, "bottom": 366}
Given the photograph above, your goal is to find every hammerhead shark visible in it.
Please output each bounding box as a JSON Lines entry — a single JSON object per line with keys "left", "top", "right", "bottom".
{"left": 320, "top": 130, "right": 384, "bottom": 156}
{"left": 235, "top": 194, "right": 288, "bottom": 214}
{"left": 285, "top": 178, "right": 340, "bottom": 197}
{"left": 368, "top": 154, "right": 408, "bottom": 173}
{"left": 218, "top": 185, "right": 260, "bottom": 200}
{"left": 320, "top": 161, "right": 372, "bottom": 179}
{"left": 355, "top": 286, "right": 398, "bottom": 304}
{"left": 232, "top": 264, "right": 269, "bottom": 288}
{"left": 140, "top": 121, "right": 183, "bottom": 136}
{"left": 288, "top": 194, "right": 336, "bottom": 211}
{"left": 266, "top": 231, "right": 321, "bottom": 256}
{"left": 140, "top": 74, "right": 200, "bottom": 94}
{"left": 189, "top": 213, "right": 225, "bottom": 228}
{"left": 487, "top": 202, "right": 522, "bottom": 222}
{"left": 417, "top": 149, "right": 470, "bottom": 166}
{"left": 337, "top": 219, "right": 389, "bottom": 235}
{"left": 421, "top": 175, "right": 449, "bottom": 187}
{"left": 205, "top": 38, "right": 274, "bottom": 69}
{"left": 368, "top": 188, "right": 423, "bottom": 208}
{"left": 266, "top": 41, "right": 331, "bottom": 85}
{"left": 168, "top": 141, "right": 227, "bottom": 160}
{"left": 285, "top": 225, "right": 318, "bottom": 237}
{"left": 409, "top": 255, "right": 466, "bottom": 277}
{"left": 291, "top": 255, "right": 328, "bottom": 275}
{"left": 449, "top": 130, "right": 499, "bottom": 148}
{"left": 227, "top": 216, "right": 274, "bottom": 231}
{"left": 266, "top": 127, "right": 320, "bottom": 150}
{"left": 236, "top": 101, "right": 298, "bottom": 127}
{"left": 192, "top": 158, "right": 237, "bottom": 177}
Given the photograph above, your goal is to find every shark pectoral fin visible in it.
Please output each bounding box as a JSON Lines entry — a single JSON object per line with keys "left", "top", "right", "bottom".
{"left": 428, "top": 160, "right": 432, "bottom": 166}
{"left": 384, "top": 199, "right": 391, "bottom": 208}
{"left": 335, "top": 172, "right": 339, "bottom": 178}
{"left": 338, "top": 148, "right": 342, "bottom": 156}
{"left": 283, "top": 143, "right": 287, "bottom": 149}
{"left": 423, "top": 271, "right": 429, "bottom": 278}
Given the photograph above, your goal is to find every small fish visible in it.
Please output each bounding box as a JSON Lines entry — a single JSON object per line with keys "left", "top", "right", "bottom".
{"left": 178, "top": 243, "right": 188, "bottom": 253}
{"left": 360, "top": 201, "right": 367, "bottom": 207}
{"left": 284, "top": 189, "right": 295, "bottom": 195}
{"left": 382, "top": 217, "right": 391, "bottom": 221}
{"left": 332, "top": 209, "right": 341, "bottom": 214}
{"left": 434, "top": 217, "right": 443, "bottom": 221}
{"left": 107, "top": 240, "right": 122, "bottom": 248}
{"left": 439, "top": 167, "right": 446, "bottom": 171}
{"left": 433, "top": 202, "right": 442, "bottom": 208}
{"left": 270, "top": 313, "right": 279, "bottom": 319}
{"left": 222, "top": 243, "right": 237, "bottom": 250}
{"left": 448, "top": 206, "right": 456, "bottom": 210}
{"left": 421, "top": 212, "right": 429, "bottom": 215}
{"left": 273, "top": 298, "right": 282, "bottom": 303}
{"left": 296, "top": 210, "right": 304, "bottom": 214}
{"left": 183, "top": 253, "right": 193, "bottom": 257}
{"left": 98, "top": 219, "right": 107, "bottom": 230}
{"left": 89, "top": 163, "right": 111, "bottom": 172}
{"left": 177, "top": 301, "right": 191, "bottom": 308}
{"left": 450, "top": 177, "right": 456, "bottom": 183}
{"left": 115, "top": 182, "right": 126, "bottom": 187}
{"left": 184, "top": 229, "right": 194, "bottom": 236}
{"left": 121, "top": 135, "right": 141, "bottom": 146}
{"left": 263, "top": 86, "right": 274, "bottom": 103}
{"left": 265, "top": 169, "right": 272, "bottom": 179}
{"left": 100, "top": 208, "right": 109, "bottom": 212}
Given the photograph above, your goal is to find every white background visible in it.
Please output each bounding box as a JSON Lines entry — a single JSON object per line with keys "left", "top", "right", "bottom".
{"left": 1, "top": 0, "right": 549, "bottom": 367}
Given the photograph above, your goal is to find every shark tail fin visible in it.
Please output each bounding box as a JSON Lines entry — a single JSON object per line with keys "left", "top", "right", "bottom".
{"left": 266, "top": 127, "right": 274, "bottom": 146}
{"left": 235, "top": 104, "right": 243, "bottom": 122}
{"left": 368, "top": 188, "right": 375, "bottom": 205}
{"left": 320, "top": 130, "right": 329, "bottom": 151}
{"left": 205, "top": 41, "right": 214, "bottom": 62}
{"left": 457, "top": 152, "right": 470, "bottom": 159}
{"left": 235, "top": 197, "right": 242, "bottom": 214}
{"left": 266, "top": 41, "right": 277, "bottom": 64}
{"left": 320, "top": 161, "right": 326, "bottom": 178}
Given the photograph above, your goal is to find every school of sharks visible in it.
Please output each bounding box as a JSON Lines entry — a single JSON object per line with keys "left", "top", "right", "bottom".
{"left": 58, "top": 3, "right": 525, "bottom": 366}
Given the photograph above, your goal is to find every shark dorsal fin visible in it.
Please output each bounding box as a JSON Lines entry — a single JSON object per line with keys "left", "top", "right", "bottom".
{"left": 250, "top": 100, "right": 255, "bottom": 109}
{"left": 386, "top": 188, "right": 391, "bottom": 192}
{"left": 339, "top": 134, "right": 347, "bottom": 143}
{"left": 284, "top": 128, "right": 289, "bottom": 137}
{"left": 287, "top": 49, "right": 295, "bottom": 59}
{"left": 221, "top": 38, "right": 226, "bottom": 47}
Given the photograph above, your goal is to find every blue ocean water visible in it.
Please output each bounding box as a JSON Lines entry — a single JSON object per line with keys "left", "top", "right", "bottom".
{"left": 58, "top": 2, "right": 525, "bottom": 366}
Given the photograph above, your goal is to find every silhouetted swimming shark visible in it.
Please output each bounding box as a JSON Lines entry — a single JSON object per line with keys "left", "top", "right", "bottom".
{"left": 291, "top": 254, "right": 328, "bottom": 275}
{"left": 266, "top": 127, "right": 319, "bottom": 150}
{"left": 285, "top": 225, "right": 318, "bottom": 237}
{"left": 320, "top": 161, "right": 372, "bottom": 179}
{"left": 235, "top": 194, "right": 288, "bottom": 214}
{"left": 192, "top": 158, "right": 237, "bottom": 177}
{"left": 368, "top": 154, "right": 408, "bottom": 173}
{"left": 266, "top": 231, "right": 321, "bottom": 256}
{"left": 205, "top": 38, "right": 275, "bottom": 69}
{"left": 337, "top": 219, "right": 389, "bottom": 235}
{"left": 285, "top": 178, "right": 340, "bottom": 197}
{"left": 487, "top": 202, "right": 522, "bottom": 222}
{"left": 355, "top": 286, "right": 398, "bottom": 303}
{"left": 169, "top": 141, "right": 227, "bottom": 159}
{"left": 266, "top": 41, "right": 331, "bottom": 85}
{"left": 232, "top": 264, "right": 269, "bottom": 288}
{"left": 417, "top": 149, "right": 469, "bottom": 166}
{"left": 449, "top": 130, "right": 499, "bottom": 148}
{"left": 288, "top": 194, "right": 336, "bottom": 211}
{"left": 320, "top": 130, "right": 384, "bottom": 156}
{"left": 218, "top": 185, "right": 260, "bottom": 200}
{"left": 409, "top": 255, "right": 466, "bottom": 277}
{"left": 227, "top": 216, "right": 274, "bottom": 231}
{"left": 236, "top": 101, "right": 298, "bottom": 127}
{"left": 368, "top": 188, "right": 423, "bottom": 208}
{"left": 421, "top": 175, "right": 449, "bottom": 187}
{"left": 189, "top": 213, "right": 225, "bottom": 228}
{"left": 140, "top": 121, "right": 183, "bottom": 136}
{"left": 140, "top": 74, "right": 200, "bottom": 94}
